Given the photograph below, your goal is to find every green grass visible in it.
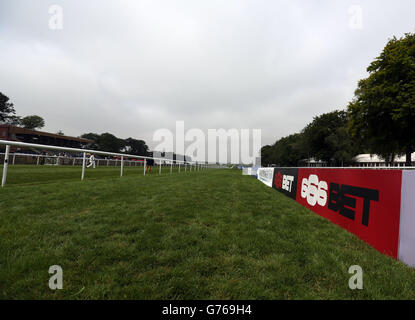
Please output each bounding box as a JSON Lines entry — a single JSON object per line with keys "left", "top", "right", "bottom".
{"left": 1, "top": 163, "right": 185, "bottom": 186}
{"left": 1, "top": 165, "right": 415, "bottom": 299}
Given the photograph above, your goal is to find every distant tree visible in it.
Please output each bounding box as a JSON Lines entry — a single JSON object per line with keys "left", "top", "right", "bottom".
{"left": 273, "top": 133, "right": 308, "bottom": 167}
{"left": 325, "top": 125, "right": 358, "bottom": 166}
{"left": 56, "top": 130, "right": 65, "bottom": 136}
{"left": 0, "top": 92, "right": 17, "bottom": 123}
{"left": 124, "top": 137, "right": 149, "bottom": 156}
{"left": 6, "top": 115, "right": 22, "bottom": 126}
{"left": 348, "top": 33, "right": 415, "bottom": 166}
{"left": 21, "top": 115, "right": 45, "bottom": 130}
{"left": 302, "top": 110, "right": 357, "bottom": 166}
{"left": 262, "top": 133, "right": 308, "bottom": 167}
{"left": 81, "top": 132, "right": 125, "bottom": 153}
{"left": 98, "top": 133, "right": 125, "bottom": 153}
{"left": 260, "top": 145, "right": 274, "bottom": 166}
{"left": 81, "top": 133, "right": 100, "bottom": 150}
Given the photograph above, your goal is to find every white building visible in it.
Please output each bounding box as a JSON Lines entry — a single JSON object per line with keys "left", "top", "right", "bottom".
{"left": 353, "top": 153, "right": 415, "bottom": 167}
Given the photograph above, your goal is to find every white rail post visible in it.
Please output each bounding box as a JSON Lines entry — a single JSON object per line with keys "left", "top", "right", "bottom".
{"left": 159, "top": 161, "right": 162, "bottom": 175}
{"left": 144, "top": 159, "right": 146, "bottom": 176}
{"left": 12, "top": 153, "right": 16, "bottom": 165}
{"left": 73, "top": 158, "right": 75, "bottom": 166}
{"left": 37, "top": 155, "right": 40, "bottom": 165}
{"left": 1, "top": 145, "right": 10, "bottom": 187}
{"left": 120, "top": 156, "right": 124, "bottom": 177}
{"left": 81, "top": 152, "right": 86, "bottom": 181}
{"left": 179, "top": 162, "right": 181, "bottom": 173}
{"left": 170, "top": 160, "right": 173, "bottom": 173}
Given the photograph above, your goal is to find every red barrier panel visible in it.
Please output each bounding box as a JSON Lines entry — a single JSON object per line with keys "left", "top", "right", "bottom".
{"left": 296, "top": 169, "right": 402, "bottom": 258}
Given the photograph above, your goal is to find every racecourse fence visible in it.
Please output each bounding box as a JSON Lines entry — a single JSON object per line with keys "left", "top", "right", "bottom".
{"left": 0, "top": 140, "right": 217, "bottom": 187}
{"left": 255, "top": 166, "right": 415, "bottom": 268}
{"left": 0, "top": 152, "right": 161, "bottom": 167}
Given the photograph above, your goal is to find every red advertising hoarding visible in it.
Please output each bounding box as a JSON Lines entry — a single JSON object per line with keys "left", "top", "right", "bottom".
{"left": 296, "top": 169, "right": 403, "bottom": 259}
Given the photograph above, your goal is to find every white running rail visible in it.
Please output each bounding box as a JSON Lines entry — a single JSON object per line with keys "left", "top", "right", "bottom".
{"left": 0, "top": 139, "right": 211, "bottom": 187}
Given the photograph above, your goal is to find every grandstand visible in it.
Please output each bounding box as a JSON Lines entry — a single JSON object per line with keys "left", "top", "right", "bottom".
{"left": 0, "top": 125, "right": 93, "bottom": 152}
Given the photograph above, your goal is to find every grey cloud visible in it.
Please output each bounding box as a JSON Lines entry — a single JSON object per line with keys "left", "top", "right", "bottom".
{"left": 0, "top": 0, "right": 414, "bottom": 149}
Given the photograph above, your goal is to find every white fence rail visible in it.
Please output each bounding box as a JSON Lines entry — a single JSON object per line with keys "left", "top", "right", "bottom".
{"left": 0, "top": 152, "right": 177, "bottom": 167}
{"left": 0, "top": 140, "right": 213, "bottom": 187}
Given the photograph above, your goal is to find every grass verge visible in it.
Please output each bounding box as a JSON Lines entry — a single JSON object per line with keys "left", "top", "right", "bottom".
{"left": 1, "top": 166, "right": 415, "bottom": 299}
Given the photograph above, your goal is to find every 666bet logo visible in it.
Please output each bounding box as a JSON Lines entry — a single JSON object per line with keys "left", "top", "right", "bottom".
{"left": 301, "top": 174, "right": 328, "bottom": 206}
{"left": 300, "top": 174, "right": 379, "bottom": 227}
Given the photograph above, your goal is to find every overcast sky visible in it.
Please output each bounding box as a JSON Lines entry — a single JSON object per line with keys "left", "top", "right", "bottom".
{"left": 1, "top": 0, "right": 414, "bottom": 151}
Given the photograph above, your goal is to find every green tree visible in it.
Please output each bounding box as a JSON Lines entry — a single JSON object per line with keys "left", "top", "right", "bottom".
{"left": 348, "top": 33, "right": 415, "bottom": 165}
{"left": 98, "top": 133, "right": 125, "bottom": 153}
{"left": 274, "top": 133, "right": 308, "bottom": 167}
{"left": 81, "top": 133, "right": 100, "bottom": 149}
{"left": 124, "top": 137, "right": 149, "bottom": 156}
{"left": 6, "top": 115, "right": 22, "bottom": 126}
{"left": 302, "top": 110, "right": 357, "bottom": 166}
{"left": 260, "top": 145, "right": 274, "bottom": 166}
{"left": 81, "top": 132, "right": 125, "bottom": 153}
{"left": 0, "top": 92, "right": 17, "bottom": 123}
{"left": 262, "top": 133, "right": 307, "bottom": 167}
{"left": 21, "top": 115, "right": 45, "bottom": 130}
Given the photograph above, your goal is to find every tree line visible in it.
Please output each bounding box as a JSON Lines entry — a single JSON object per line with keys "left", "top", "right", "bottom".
{"left": 0, "top": 92, "right": 46, "bottom": 130}
{"left": 81, "top": 132, "right": 149, "bottom": 156}
{"left": 262, "top": 32, "right": 415, "bottom": 167}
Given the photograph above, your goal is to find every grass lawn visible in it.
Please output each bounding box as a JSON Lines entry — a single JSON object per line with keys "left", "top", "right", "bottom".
{"left": 1, "top": 165, "right": 415, "bottom": 299}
